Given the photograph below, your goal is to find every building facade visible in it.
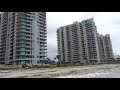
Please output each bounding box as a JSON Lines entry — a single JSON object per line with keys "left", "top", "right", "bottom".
{"left": 97, "top": 33, "right": 114, "bottom": 61}
{"left": 57, "top": 18, "right": 100, "bottom": 64}
{"left": 57, "top": 18, "right": 114, "bottom": 64}
{"left": 0, "top": 13, "right": 1, "bottom": 48}
{"left": 0, "top": 12, "right": 47, "bottom": 65}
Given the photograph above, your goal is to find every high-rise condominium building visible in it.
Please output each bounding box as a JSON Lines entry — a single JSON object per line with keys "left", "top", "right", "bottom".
{"left": 57, "top": 18, "right": 114, "bottom": 64}
{"left": 0, "top": 13, "right": 1, "bottom": 45}
{"left": 97, "top": 33, "right": 114, "bottom": 60}
{"left": 0, "top": 12, "right": 47, "bottom": 65}
{"left": 57, "top": 18, "right": 100, "bottom": 64}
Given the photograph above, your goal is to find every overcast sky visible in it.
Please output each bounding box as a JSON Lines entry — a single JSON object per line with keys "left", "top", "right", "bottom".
{"left": 47, "top": 12, "right": 120, "bottom": 59}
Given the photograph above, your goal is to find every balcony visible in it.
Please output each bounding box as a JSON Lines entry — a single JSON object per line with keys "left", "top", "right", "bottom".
{"left": 40, "top": 33, "right": 47, "bottom": 37}
{"left": 26, "top": 34, "right": 30, "bottom": 36}
{"left": 16, "top": 41, "right": 26, "bottom": 44}
{"left": 44, "top": 45, "right": 47, "bottom": 47}
{"left": 26, "top": 37, "right": 30, "bottom": 40}
{"left": 16, "top": 33, "right": 26, "bottom": 36}
{"left": 40, "top": 47, "right": 47, "bottom": 50}
{"left": 16, "top": 45, "right": 26, "bottom": 47}
{"left": 1, "top": 30, "right": 7, "bottom": 33}
{"left": 39, "top": 15, "right": 46, "bottom": 21}
{"left": 40, "top": 54, "right": 46, "bottom": 57}
{"left": 38, "top": 13, "right": 46, "bottom": 17}
{"left": 26, "top": 45, "right": 30, "bottom": 48}
{"left": 2, "top": 17, "right": 8, "bottom": 21}
{"left": 1, "top": 36, "right": 7, "bottom": 39}
{"left": 40, "top": 31, "right": 47, "bottom": 34}
{"left": 26, "top": 22, "right": 30, "bottom": 25}
{"left": 16, "top": 49, "right": 26, "bottom": 51}
{"left": 0, "top": 43, "right": 6, "bottom": 46}
{"left": 16, "top": 53, "right": 26, "bottom": 56}
{"left": 26, "top": 53, "right": 31, "bottom": 56}
{"left": 17, "top": 25, "right": 26, "bottom": 29}
{"left": 17, "top": 30, "right": 26, "bottom": 33}
{"left": 26, "top": 20, "right": 30, "bottom": 23}
{"left": 40, "top": 36, "right": 46, "bottom": 39}
{"left": 17, "top": 19, "right": 22, "bottom": 22}
{"left": 1, "top": 33, "right": 7, "bottom": 36}
{"left": 40, "top": 47, "right": 45, "bottom": 49}
{"left": 26, "top": 42, "right": 31, "bottom": 44}
{"left": 26, "top": 50, "right": 31, "bottom": 52}
{"left": 39, "top": 50, "right": 45, "bottom": 52}
{"left": 39, "top": 21, "right": 46, "bottom": 25}
{"left": 26, "top": 27, "right": 30, "bottom": 29}
{"left": 27, "top": 16, "right": 30, "bottom": 19}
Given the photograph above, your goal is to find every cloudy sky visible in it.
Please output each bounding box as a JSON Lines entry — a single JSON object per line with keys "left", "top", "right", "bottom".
{"left": 47, "top": 12, "right": 120, "bottom": 59}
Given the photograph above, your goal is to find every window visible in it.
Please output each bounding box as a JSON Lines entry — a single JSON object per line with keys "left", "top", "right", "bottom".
{"left": 32, "top": 16, "right": 34, "bottom": 18}
{"left": 26, "top": 52, "right": 30, "bottom": 54}
{"left": 21, "top": 55, "right": 26, "bottom": 59}
{"left": 26, "top": 48, "right": 30, "bottom": 50}
{"left": 21, "top": 52, "right": 25, "bottom": 54}
{"left": 31, "top": 56, "right": 34, "bottom": 58}
{"left": 31, "top": 40, "right": 34, "bottom": 43}
{"left": 31, "top": 48, "right": 34, "bottom": 50}
{"left": 31, "top": 51, "right": 34, "bottom": 54}
{"left": 37, "top": 37, "right": 40, "bottom": 40}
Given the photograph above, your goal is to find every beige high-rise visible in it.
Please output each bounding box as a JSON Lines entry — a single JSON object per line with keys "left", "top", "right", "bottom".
{"left": 57, "top": 18, "right": 100, "bottom": 64}
{"left": 57, "top": 18, "right": 114, "bottom": 64}
{"left": 0, "top": 12, "right": 47, "bottom": 65}
{"left": 97, "top": 33, "right": 114, "bottom": 61}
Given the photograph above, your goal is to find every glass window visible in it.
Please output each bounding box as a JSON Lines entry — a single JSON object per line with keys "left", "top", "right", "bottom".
{"left": 31, "top": 51, "right": 34, "bottom": 54}
{"left": 31, "top": 48, "right": 34, "bottom": 50}
{"left": 31, "top": 56, "right": 34, "bottom": 58}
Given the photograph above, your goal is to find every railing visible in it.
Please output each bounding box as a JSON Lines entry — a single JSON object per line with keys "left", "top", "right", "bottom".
{"left": 17, "top": 45, "right": 26, "bottom": 47}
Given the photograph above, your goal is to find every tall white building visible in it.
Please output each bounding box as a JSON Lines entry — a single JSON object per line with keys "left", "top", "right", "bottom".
{"left": 0, "top": 12, "right": 47, "bottom": 66}
{"left": 57, "top": 18, "right": 114, "bottom": 64}
{"left": 57, "top": 18, "right": 100, "bottom": 64}
{"left": 97, "top": 34, "right": 114, "bottom": 60}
